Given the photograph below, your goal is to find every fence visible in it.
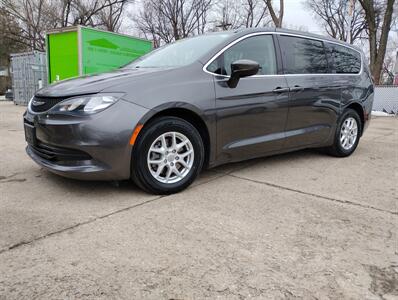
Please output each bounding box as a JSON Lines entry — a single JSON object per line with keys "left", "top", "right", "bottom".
{"left": 373, "top": 86, "right": 398, "bottom": 114}
{"left": 10, "top": 51, "right": 47, "bottom": 105}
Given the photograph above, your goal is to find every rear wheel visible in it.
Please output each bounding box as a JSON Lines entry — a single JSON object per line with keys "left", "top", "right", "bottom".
{"left": 327, "top": 109, "right": 362, "bottom": 157}
{"left": 131, "top": 117, "right": 204, "bottom": 194}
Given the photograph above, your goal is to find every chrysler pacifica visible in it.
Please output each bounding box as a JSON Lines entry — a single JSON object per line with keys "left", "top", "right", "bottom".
{"left": 24, "top": 28, "right": 374, "bottom": 194}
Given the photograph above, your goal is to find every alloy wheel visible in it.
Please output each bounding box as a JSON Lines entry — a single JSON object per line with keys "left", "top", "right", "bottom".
{"left": 147, "top": 131, "right": 194, "bottom": 184}
{"left": 340, "top": 117, "right": 358, "bottom": 150}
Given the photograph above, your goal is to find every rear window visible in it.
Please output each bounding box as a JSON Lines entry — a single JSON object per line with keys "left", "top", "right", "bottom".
{"left": 326, "top": 43, "right": 361, "bottom": 74}
{"left": 279, "top": 35, "right": 328, "bottom": 74}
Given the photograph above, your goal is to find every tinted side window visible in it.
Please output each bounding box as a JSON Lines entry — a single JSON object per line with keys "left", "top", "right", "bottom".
{"left": 279, "top": 36, "right": 328, "bottom": 74}
{"left": 327, "top": 43, "right": 361, "bottom": 74}
{"left": 207, "top": 35, "right": 277, "bottom": 76}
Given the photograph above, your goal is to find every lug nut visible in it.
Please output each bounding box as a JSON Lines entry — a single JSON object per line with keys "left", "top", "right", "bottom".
{"left": 175, "top": 156, "right": 179, "bottom": 160}
{"left": 170, "top": 162, "right": 174, "bottom": 166}
{"left": 164, "top": 159, "right": 167, "bottom": 163}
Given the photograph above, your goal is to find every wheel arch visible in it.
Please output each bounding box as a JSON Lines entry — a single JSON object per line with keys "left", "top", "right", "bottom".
{"left": 345, "top": 102, "right": 365, "bottom": 135}
{"left": 136, "top": 104, "right": 212, "bottom": 168}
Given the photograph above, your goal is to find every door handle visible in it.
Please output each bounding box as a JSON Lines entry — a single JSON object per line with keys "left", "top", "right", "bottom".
{"left": 272, "top": 87, "right": 290, "bottom": 94}
{"left": 290, "top": 85, "right": 304, "bottom": 92}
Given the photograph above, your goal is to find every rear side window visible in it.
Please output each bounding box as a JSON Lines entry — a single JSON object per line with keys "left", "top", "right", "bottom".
{"left": 326, "top": 43, "right": 361, "bottom": 74}
{"left": 279, "top": 35, "right": 328, "bottom": 74}
{"left": 207, "top": 35, "right": 277, "bottom": 76}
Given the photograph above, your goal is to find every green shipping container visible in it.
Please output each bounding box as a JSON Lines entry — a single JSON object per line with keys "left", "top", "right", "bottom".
{"left": 46, "top": 26, "right": 152, "bottom": 83}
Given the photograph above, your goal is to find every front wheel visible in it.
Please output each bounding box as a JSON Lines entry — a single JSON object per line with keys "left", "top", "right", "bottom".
{"left": 131, "top": 117, "right": 204, "bottom": 194}
{"left": 326, "top": 109, "right": 362, "bottom": 157}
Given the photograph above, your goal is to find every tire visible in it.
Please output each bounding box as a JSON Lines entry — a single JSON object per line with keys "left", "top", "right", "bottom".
{"left": 131, "top": 116, "right": 205, "bottom": 194}
{"left": 326, "top": 108, "right": 362, "bottom": 157}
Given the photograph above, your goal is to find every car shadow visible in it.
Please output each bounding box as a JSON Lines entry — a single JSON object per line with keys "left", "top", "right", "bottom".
{"left": 38, "top": 169, "right": 145, "bottom": 194}
{"left": 37, "top": 148, "right": 326, "bottom": 195}
{"left": 211, "top": 148, "right": 326, "bottom": 174}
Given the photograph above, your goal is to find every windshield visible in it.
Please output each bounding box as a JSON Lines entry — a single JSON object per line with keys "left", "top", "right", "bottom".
{"left": 125, "top": 33, "right": 232, "bottom": 69}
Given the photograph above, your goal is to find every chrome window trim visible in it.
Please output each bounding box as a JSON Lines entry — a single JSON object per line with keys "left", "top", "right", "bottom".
{"left": 202, "top": 31, "right": 363, "bottom": 78}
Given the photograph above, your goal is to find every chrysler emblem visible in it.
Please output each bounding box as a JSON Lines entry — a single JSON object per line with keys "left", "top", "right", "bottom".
{"left": 32, "top": 99, "right": 45, "bottom": 106}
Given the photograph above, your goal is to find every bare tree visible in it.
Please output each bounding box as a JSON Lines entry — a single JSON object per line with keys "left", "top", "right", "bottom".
{"left": 61, "top": 0, "right": 130, "bottom": 28}
{"left": 0, "top": 0, "right": 57, "bottom": 50}
{"left": 212, "top": 0, "right": 242, "bottom": 30}
{"left": 0, "top": 0, "right": 131, "bottom": 51}
{"left": 0, "top": 6, "right": 26, "bottom": 66}
{"left": 135, "top": 0, "right": 212, "bottom": 47}
{"left": 264, "top": 0, "right": 284, "bottom": 28}
{"left": 242, "top": 0, "right": 269, "bottom": 28}
{"left": 134, "top": 1, "right": 171, "bottom": 47}
{"left": 380, "top": 37, "right": 397, "bottom": 84}
{"left": 211, "top": 0, "right": 270, "bottom": 30}
{"left": 97, "top": 0, "right": 129, "bottom": 31}
{"left": 306, "top": 0, "right": 367, "bottom": 43}
{"left": 358, "top": 0, "right": 396, "bottom": 84}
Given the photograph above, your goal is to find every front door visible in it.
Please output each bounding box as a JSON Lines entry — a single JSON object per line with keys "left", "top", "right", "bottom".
{"left": 206, "top": 34, "right": 289, "bottom": 163}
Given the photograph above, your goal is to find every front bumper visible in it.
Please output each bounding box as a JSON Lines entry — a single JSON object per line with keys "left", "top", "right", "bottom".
{"left": 24, "top": 99, "right": 150, "bottom": 181}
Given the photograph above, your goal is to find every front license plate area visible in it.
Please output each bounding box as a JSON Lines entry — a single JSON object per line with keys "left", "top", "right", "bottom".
{"left": 24, "top": 123, "right": 37, "bottom": 146}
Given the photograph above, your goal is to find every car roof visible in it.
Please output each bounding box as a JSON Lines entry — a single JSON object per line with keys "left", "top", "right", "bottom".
{"left": 224, "top": 27, "right": 362, "bottom": 53}
{"left": 197, "top": 27, "right": 363, "bottom": 66}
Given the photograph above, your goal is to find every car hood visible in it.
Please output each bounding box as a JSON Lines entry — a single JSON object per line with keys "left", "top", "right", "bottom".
{"left": 35, "top": 68, "right": 173, "bottom": 98}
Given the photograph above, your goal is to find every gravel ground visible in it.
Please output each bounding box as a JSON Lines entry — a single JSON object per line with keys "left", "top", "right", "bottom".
{"left": 0, "top": 101, "right": 397, "bottom": 299}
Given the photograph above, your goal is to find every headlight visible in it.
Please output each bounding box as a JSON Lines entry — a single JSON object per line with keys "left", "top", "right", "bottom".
{"left": 50, "top": 93, "right": 123, "bottom": 115}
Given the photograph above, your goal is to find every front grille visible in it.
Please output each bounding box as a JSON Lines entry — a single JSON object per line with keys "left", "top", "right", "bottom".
{"left": 30, "top": 96, "right": 66, "bottom": 113}
{"left": 30, "top": 142, "right": 92, "bottom": 162}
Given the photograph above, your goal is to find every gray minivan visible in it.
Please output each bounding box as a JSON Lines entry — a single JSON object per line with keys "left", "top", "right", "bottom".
{"left": 24, "top": 28, "right": 374, "bottom": 194}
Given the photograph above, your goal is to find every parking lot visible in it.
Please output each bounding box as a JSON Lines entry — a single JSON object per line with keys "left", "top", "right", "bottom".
{"left": 0, "top": 101, "right": 396, "bottom": 299}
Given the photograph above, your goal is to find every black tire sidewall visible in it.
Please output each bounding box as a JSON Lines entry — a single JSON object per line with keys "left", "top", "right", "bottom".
{"left": 132, "top": 117, "right": 204, "bottom": 194}
{"left": 334, "top": 109, "right": 362, "bottom": 156}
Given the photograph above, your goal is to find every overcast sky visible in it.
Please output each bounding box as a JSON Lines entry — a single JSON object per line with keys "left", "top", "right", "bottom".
{"left": 282, "top": 0, "right": 322, "bottom": 33}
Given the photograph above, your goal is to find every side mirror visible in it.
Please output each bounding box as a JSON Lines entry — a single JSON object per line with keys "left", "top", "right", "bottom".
{"left": 227, "top": 59, "right": 260, "bottom": 88}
